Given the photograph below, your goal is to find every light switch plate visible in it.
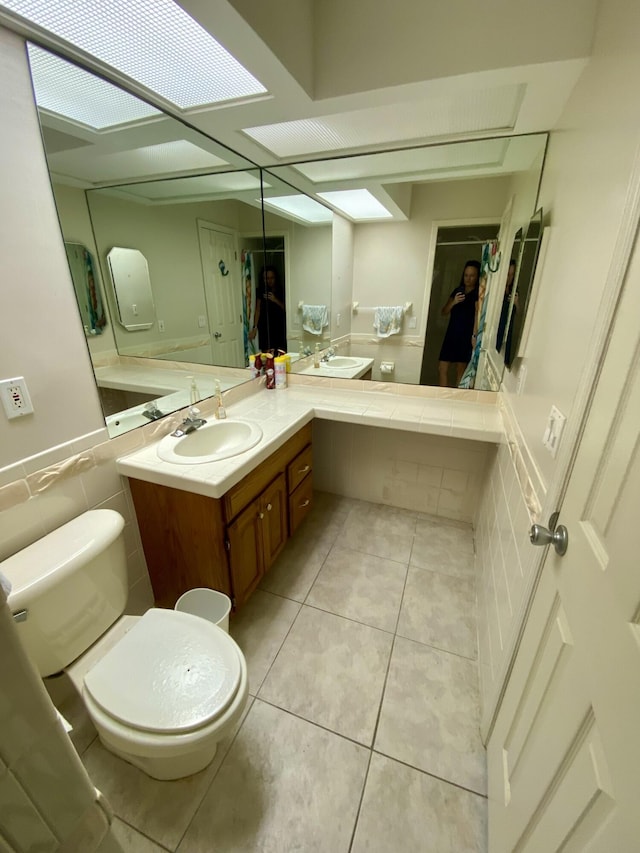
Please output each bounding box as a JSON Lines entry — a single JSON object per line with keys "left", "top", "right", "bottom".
{"left": 542, "top": 405, "right": 566, "bottom": 457}
{"left": 408, "top": 316, "right": 417, "bottom": 329}
{"left": 198, "top": 315, "right": 207, "bottom": 328}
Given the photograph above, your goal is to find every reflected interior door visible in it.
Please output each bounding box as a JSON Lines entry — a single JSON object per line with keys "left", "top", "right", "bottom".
{"left": 487, "top": 230, "right": 640, "bottom": 849}
{"left": 198, "top": 223, "right": 244, "bottom": 367}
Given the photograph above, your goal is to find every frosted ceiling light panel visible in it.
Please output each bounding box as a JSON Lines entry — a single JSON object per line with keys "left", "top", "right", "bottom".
{"left": 263, "top": 196, "right": 333, "bottom": 224}
{"left": 317, "top": 189, "right": 392, "bottom": 221}
{"left": 28, "top": 44, "right": 160, "bottom": 127}
{"left": 7, "top": 0, "right": 267, "bottom": 107}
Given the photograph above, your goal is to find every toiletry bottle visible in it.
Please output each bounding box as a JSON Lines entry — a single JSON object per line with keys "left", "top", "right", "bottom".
{"left": 274, "top": 355, "right": 287, "bottom": 389}
{"left": 249, "top": 354, "right": 257, "bottom": 378}
{"left": 214, "top": 380, "right": 226, "bottom": 419}
{"left": 314, "top": 343, "right": 320, "bottom": 368}
{"left": 254, "top": 352, "right": 263, "bottom": 375}
{"left": 265, "top": 353, "right": 275, "bottom": 389}
{"left": 189, "top": 376, "right": 200, "bottom": 405}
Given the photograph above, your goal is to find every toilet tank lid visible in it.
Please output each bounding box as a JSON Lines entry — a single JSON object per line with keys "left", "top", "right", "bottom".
{"left": 2, "top": 509, "right": 125, "bottom": 609}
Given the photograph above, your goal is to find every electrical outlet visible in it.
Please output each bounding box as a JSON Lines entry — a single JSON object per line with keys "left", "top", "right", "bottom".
{"left": 0, "top": 377, "right": 34, "bottom": 419}
{"left": 198, "top": 315, "right": 207, "bottom": 328}
{"left": 158, "top": 320, "right": 165, "bottom": 332}
{"left": 408, "top": 316, "right": 417, "bottom": 329}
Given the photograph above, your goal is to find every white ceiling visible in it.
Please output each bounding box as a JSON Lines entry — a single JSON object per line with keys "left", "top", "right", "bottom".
{"left": 0, "top": 0, "right": 598, "bottom": 218}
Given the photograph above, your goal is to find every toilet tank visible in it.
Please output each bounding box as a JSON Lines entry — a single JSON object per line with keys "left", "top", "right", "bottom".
{"left": 2, "top": 509, "right": 128, "bottom": 677}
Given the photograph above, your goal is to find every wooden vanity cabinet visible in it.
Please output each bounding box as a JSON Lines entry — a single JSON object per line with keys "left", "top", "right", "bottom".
{"left": 128, "top": 423, "right": 312, "bottom": 610}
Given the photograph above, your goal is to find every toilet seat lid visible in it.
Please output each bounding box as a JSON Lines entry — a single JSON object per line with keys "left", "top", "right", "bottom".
{"left": 84, "top": 609, "right": 242, "bottom": 734}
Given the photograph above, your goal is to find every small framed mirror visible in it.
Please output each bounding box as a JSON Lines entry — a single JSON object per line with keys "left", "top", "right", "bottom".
{"left": 505, "top": 208, "right": 543, "bottom": 368}
{"left": 64, "top": 242, "right": 107, "bottom": 337}
{"left": 107, "top": 247, "right": 155, "bottom": 331}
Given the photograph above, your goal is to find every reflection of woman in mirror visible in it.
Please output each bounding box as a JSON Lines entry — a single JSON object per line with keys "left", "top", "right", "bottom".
{"left": 496, "top": 260, "right": 518, "bottom": 361}
{"left": 437, "top": 260, "right": 480, "bottom": 387}
{"left": 249, "top": 266, "right": 287, "bottom": 353}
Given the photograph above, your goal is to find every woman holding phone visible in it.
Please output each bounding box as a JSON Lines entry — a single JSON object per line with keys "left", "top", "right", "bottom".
{"left": 437, "top": 259, "right": 481, "bottom": 387}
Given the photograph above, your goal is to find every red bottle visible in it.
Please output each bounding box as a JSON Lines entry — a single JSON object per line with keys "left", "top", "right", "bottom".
{"left": 265, "top": 353, "right": 275, "bottom": 389}
{"left": 254, "top": 352, "right": 263, "bottom": 375}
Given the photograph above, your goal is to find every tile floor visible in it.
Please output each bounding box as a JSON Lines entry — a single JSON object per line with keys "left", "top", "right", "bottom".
{"left": 60, "top": 492, "right": 488, "bottom": 852}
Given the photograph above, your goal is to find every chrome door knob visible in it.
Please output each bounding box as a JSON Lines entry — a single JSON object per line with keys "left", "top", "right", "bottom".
{"left": 529, "top": 523, "right": 569, "bottom": 556}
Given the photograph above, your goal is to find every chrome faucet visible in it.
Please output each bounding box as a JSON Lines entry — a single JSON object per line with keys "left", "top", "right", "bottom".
{"left": 142, "top": 401, "right": 164, "bottom": 420}
{"left": 321, "top": 346, "right": 336, "bottom": 363}
{"left": 171, "top": 407, "right": 207, "bottom": 437}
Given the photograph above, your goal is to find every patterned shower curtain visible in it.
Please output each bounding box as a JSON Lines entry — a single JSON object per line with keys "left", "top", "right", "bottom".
{"left": 242, "top": 249, "right": 258, "bottom": 363}
{"left": 459, "top": 239, "right": 500, "bottom": 389}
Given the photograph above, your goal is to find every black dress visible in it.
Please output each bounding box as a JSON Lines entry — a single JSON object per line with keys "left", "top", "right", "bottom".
{"left": 257, "top": 289, "right": 287, "bottom": 353}
{"left": 438, "top": 286, "right": 478, "bottom": 363}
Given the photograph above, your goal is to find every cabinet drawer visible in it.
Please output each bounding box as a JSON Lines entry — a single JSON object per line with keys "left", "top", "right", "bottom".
{"left": 287, "top": 444, "right": 313, "bottom": 494}
{"left": 288, "top": 473, "right": 313, "bottom": 536}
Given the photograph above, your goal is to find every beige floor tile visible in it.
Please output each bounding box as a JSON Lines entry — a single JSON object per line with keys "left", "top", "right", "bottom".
{"left": 259, "top": 534, "right": 332, "bottom": 602}
{"left": 352, "top": 753, "right": 487, "bottom": 853}
{"left": 336, "top": 502, "right": 417, "bottom": 563}
{"left": 375, "top": 638, "right": 486, "bottom": 795}
{"left": 411, "top": 516, "right": 475, "bottom": 578}
{"left": 259, "top": 606, "right": 393, "bottom": 745}
{"left": 306, "top": 546, "right": 407, "bottom": 632}
{"left": 111, "top": 818, "right": 171, "bottom": 852}
{"left": 177, "top": 699, "right": 368, "bottom": 853}
{"left": 397, "top": 567, "right": 477, "bottom": 659}
{"left": 82, "top": 699, "right": 254, "bottom": 850}
{"left": 229, "top": 590, "right": 300, "bottom": 694}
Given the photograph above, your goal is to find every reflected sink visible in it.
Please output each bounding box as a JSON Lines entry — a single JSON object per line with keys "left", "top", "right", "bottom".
{"left": 157, "top": 419, "right": 263, "bottom": 465}
{"left": 107, "top": 411, "right": 152, "bottom": 438}
{"left": 323, "top": 357, "right": 361, "bottom": 369}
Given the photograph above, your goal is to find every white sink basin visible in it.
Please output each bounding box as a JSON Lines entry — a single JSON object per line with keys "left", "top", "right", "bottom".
{"left": 157, "top": 419, "right": 263, "bottom": 465}
{"left": 322, "top": 356, "right": 361, "bottom": 369}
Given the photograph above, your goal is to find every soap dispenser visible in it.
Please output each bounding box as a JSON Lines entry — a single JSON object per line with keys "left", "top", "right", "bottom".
{"left": 214, "top": 380, "right": 226, "bottom": 419}
{"left": 314, "top": 342, "right": 320, "bottom": 368}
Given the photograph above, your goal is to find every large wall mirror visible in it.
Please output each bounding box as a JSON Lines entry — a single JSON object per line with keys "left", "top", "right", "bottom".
{"left": 266, "top": 133, "right": 548, "bottom": 390}
{"left": 28, "top": 42, "right": 271, "bottom": 437}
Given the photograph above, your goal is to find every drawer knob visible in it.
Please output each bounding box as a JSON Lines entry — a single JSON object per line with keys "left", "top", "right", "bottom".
{"left": 299, "top": 499, "right": 310, "bottom": 508}
{"left": 259, "top": 512, "right": 264, "bottom": 519}
{"left": 266, "top": 503, "right": 272, "bottom": 511}
{"left": 298, "top": 465, "right": 310, "bottom": 474}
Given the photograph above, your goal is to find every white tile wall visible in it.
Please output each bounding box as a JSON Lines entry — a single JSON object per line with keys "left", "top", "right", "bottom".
{"left": 474, "top": 438, "right": 540, "bottom": 725}
{"left": 312, "top": 420, "right": 490, "bottom": 522}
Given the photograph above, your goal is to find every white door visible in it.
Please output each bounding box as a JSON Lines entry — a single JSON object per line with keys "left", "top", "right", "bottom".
{"left": 487, "top": 229, "right": 640, "bottom": 849}
{"left": 198, "top": 223, "right": 244, "bottom": 367}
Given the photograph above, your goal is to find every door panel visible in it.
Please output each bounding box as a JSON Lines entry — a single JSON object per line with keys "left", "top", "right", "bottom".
{"left": 261, "top": 473, "right": 287, "bottom": 571}
{"left": 198, "top": 223, "right": 244, "bottom": 367}
{"left": 227, "top": 498, "right": 264, "bottom": 607}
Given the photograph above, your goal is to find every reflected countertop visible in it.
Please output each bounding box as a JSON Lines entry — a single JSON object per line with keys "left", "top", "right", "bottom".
{"left": 115, "top": 384, "right": 503, "bottom": 500}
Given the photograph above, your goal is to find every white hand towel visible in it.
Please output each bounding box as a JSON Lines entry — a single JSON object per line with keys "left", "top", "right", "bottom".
{"left": 373, "top": 306, "right": 404, "bottom": 338}
{"left": 302, "top": 304, "right": 329, "bottom": 335}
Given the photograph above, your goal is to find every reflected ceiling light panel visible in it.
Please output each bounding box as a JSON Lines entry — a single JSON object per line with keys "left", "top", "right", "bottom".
{"left": 317, "top": 189, "right": 392, "bottom": 221}
{"left": 262, "top": 195, "right": 333, "bottom": 224}
{"left": 7, "top": 0, "right": 266, "bottom": 108}
{"left": 28, "top": 44, "right": 160, "bottom": 128}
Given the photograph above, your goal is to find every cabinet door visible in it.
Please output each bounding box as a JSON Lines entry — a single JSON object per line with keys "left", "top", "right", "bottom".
{"left": 227, "top": 498, "right": 264, "bottom": 607}
{"left": 261, "top": 473, "right": 288, "bottom": 572}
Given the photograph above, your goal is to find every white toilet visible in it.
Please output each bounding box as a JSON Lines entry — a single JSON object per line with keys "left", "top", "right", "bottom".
{"left": 2, "top": 509, "right": 248, "bottom": 780}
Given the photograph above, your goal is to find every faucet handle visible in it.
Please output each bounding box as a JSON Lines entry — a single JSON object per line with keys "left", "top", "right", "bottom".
{"left": 188, "top": 405, "right": 201, "bottom": 418}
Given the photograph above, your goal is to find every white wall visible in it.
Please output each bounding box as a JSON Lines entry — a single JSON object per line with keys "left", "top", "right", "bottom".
{"left": 331, "top": 214, "right": 354, "bottom": 342}
{"left": 0, "top": 30, "right": 105, "bottom": 470}
{"left": 287, "top": 223, "right": 332, "bottom": 342}
{"left": 502, "top": 0, "right": 640, "bottom": 490}
{"left": 477, "top": 0, "right": 640, "bottom": 727}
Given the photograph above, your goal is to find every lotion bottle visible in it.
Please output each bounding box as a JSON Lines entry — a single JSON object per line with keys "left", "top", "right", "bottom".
{"left": 214, "top": 380, "right": 226, "bottom": 419}
{"left": 189, "top": 376, "right": 200, "bottom": 405}
{"left": 314, "top": 342, "right": 320, "bottom": 368}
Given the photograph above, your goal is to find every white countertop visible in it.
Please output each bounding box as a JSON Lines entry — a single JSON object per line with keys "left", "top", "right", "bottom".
{"left": 116, "top": 385, "right": 502, "bottom": 500}
{"left": 95, "top": 363, "right": 246, "bottom": 396}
